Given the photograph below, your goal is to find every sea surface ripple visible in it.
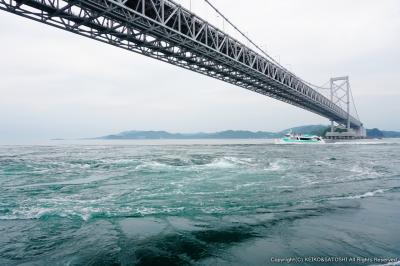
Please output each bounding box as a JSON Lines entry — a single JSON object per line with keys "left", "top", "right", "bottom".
{"left": 0, "top": 139, "right": 399, "bottom": 265}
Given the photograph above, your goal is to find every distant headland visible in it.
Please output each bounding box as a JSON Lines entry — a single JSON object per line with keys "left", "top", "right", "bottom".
{"left": 93, "top": 125, "right": 400, "bottom": 140}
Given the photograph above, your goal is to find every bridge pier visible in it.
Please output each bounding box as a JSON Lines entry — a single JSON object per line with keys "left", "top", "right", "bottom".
{"left": 325, "top": 125, "right": 366, "bottom": 140}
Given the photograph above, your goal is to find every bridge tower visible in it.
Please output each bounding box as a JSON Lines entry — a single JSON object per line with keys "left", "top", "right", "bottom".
{"left": 326, "top": 76, "right": 366, "bottom": 139}
{"left": 330, "top": 76, "right": 351, "bottom": 132}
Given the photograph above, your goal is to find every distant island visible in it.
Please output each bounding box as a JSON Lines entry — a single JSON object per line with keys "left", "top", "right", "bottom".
{"left": 94, "top": 125, "right": 400, "bottom": 140}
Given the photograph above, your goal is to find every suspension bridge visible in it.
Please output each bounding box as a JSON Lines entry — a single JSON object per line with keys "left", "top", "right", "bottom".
{"left": 0, "top": 0, "right": 366, "bottom": 138}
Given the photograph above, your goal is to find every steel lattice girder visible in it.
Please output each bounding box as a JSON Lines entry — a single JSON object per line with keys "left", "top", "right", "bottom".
{"left": 0, "top": 0, "right": 362, "bottom": 128}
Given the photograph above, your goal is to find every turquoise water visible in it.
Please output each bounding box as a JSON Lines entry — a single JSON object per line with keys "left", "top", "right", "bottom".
{"left": 0, "top": 140, "right": 399, "bottom": 265}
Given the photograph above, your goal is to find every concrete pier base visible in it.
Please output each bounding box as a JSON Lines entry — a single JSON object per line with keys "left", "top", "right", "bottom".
{"left": 325, "top": 126, "right": 367, "bottom": 140}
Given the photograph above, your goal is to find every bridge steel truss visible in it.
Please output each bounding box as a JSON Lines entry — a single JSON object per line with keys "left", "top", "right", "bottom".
{"left": 0, "top": 0, "right": 362, "bottom": 128}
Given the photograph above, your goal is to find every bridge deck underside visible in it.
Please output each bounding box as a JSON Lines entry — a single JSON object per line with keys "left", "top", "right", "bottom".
{"left": 0, "top": 0, "right": 362, "bottom": 128}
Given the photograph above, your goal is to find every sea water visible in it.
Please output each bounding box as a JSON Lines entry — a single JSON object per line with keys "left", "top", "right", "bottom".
{"left": 0, "top": 139, "right": 399, "bottom": 265}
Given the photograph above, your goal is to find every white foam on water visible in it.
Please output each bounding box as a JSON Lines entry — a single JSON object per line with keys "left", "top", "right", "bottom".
{"left": 195, "top": 156, "right": 258, "bottom": 169}
{"left": 224, "top": 156, "right": 255, "bottom": 166}
{"left": 264, "top": 159, "right": 290, "bottom": 171}
{"left": 75, "top": 207, "right": 102, "bottom": 221}
{"left": 348, "top": 162, "right": 382, "bottom": 180}
{"left": 135, "top": 161, "right": 171, "bottom": 170}
{"left": 329, "top": 140, "right": 393, "bottom": 145}
{"left": 101, "top": 158, "right": 138, "bottom": 164}
{"left": 235, "top": 182, "right": 265, "bottom": 190}
{"left": 314, "top": 160, "right": 332, "bottom": 166}
{"left": 350, "top": 164, "right": 365, "bottom": 174}
{"left": 37, "top": 193, "right": 116, "bottom": 205}
{"left": 0, "top": 201, "right": 187, "bottom": 221}
{"left": 9, "top": 174, "right": 117, "bottom": 188}
{"left": 201, "top": 206, "right": 225, "bottom": 214}
{"left": 275, "top": 185, "right": 294, "bottom": 189}
{"left": 136, "top": 206, "right": 184, "bottom": 216}
{"left": 133, "top": 156, "right": 245, "bottom": 171}
{"left": 330, "top": 189, "right": 388, "bottom": 201}
{"left": 205, "top": 158, "right": 236, "bottom": 169}
{"left": 265, "top": 161, "right": 281, "bottom": 171}
{"left": 0, "top": 206, "right": 54, "bottom": 220}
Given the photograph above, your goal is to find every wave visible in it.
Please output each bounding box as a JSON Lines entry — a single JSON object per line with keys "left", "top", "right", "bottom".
{"left": 0, "top": 155, "right": 263, "bottom": 174}
{"left": 346, "top": 189, "right": 386, "bottom": 199}
{"left": 0, "top": 205, "right": 189, "bottom": 221}
{"left": 329, "top": 140, "right": 400, "bottom": 145}
{"left": 8, "top": 174, "right": 116, "bottom": 188}
{"left": 0, "top": 206, "right": 103, "bottom": 221}
{"left": 135, "top": 160, "right": 173, "bottom": 170}
{"left": 349, "top": 163, "right": 383, "bottom": 179}
{"left": 329, "top": 189, "right": 387, "bottom": 201}
{"left": 1, "top": 184, "right": 392, "bottom": 222}
{"left": 191, "top": 156, "right": 257, "bottom": 169}
{"left": 204, "top": 158, "right": 236, "bottom": 168}
{"left": 264, "top": 159, "right": 291, "bottom": 171}
{"left": 314, "top": 160, "right": 332, "bottom": 166}
{"left": 132, "top": 156, "right": 257, "bottom": 170}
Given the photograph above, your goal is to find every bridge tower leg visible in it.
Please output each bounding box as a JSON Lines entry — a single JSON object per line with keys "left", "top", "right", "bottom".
{"left": 330, "top": 76, "right": 350, "bottom": 133}
{"left": 329, "top": 78, "right": 336, "bottom": 133}
{"left": 346, "top": 78, "right": 351, "bottom": 131}
{"left": 326, "top": 76, "right": 366, "bottom": 140}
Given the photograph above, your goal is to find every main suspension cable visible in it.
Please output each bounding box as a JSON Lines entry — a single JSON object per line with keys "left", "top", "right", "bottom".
{"left": 202, "top": 0, "right": 332, "bottom": 92}
{"left": 201, "top": 0, "right": 361, "bottom": 118}
{"left": 349, "top": 84, "right": 361, "bottom": 121}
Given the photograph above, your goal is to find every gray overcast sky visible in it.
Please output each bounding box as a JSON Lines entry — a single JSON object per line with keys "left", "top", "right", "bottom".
{"left": 0, "top": 0, "right": 399, "bottom": 142}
